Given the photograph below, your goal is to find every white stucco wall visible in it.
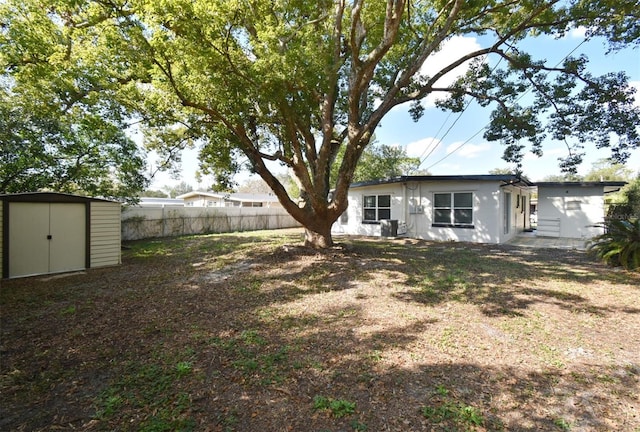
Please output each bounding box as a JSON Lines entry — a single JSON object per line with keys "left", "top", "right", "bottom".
{"left": 332, "top": 180, "right": 531, "bottom": 244}
{"left": 332, "top": 183, "right": 404, "bottom": 237}
{"left": 183, "top": 195, "right": 225, "bottom": 207}
{"left": 537, "top": 186, "right": 606, "bottom": 239}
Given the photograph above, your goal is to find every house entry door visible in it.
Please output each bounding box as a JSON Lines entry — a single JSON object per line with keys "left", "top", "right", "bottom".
{"left": 9, "top": 203, "right": 86, "bottom": 278}
{"left": 504, "top": 192, "right": 511, "bottom": 235}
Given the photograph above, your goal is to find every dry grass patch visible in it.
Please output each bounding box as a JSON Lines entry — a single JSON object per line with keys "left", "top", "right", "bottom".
{"left": 1, "top": 229, "right": 639, "bottom": 431}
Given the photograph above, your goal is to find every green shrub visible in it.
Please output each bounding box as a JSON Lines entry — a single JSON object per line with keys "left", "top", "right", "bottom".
{"left": 588, "top": 219, "right": 640, "bottom": 270}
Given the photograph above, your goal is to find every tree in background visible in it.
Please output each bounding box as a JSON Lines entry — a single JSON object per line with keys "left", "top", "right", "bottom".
{"left": 141, "top": 189, "right": 169, "bottom": 198}
{"left": 2, "top": 1, "right": 639, "bottom": 247}
{"left": 489, "top": 167, "right": 518, "bottom": 175}
{"left": 607, "top": 176, "right": 640, "bottom": 220}
{"left": 355, "top": 144, "right": 421, "bottom": 183}
{"left": 238, "top": 174, "right": 300, "bottom": 198}
{"left": 583, "top": 159, "right": 634, "bottom": 182}
{"left": 330, "top": 143, "right": 420, "bottom": 185}
{"left": 236, "top": 177, "right": 274, "bottom": 195}
{"left": 0, "top": 98, "right": 147, "bottom": 202}
{"left": 541, "top": 173, "right": 584, "bottom": 182}
{"left": 541, "top": 159, "right": 635, "bottom": 183}
{"left": 163, "top": 182, "right": 194, "bottom": 198}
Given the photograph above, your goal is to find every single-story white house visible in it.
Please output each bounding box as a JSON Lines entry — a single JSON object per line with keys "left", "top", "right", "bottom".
{"left": 1, "top": 192, "right": 122, "bottom": 279}
{"left": 177, "top": 191, "right": 282, "bottom": 208}
{"left": 534, "top": 181, "right": 626, "bottom": 239}
{"left": 332, "top": 175, "right": 534, "bottom": 244}
{"left": 332, "top": 175, "right": 626, "bottom": 244}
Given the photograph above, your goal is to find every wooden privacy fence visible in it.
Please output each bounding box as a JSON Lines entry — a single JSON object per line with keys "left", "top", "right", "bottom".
{"left": 121, "top": 206, "right": 301, "bottom": 240}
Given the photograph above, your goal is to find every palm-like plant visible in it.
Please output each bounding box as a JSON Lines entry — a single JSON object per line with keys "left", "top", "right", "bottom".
{"left": 588, "top": 219, "right": 640, "bottom": 270}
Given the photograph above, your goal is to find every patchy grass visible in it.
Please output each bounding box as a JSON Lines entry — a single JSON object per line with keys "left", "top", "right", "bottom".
{"left": 1, "top": 228, "right": 639, "bottom": 431}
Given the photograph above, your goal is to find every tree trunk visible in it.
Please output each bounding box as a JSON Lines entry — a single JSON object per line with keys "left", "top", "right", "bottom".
{"left": 304, "top": 224, "right": 334, "bottom": 249}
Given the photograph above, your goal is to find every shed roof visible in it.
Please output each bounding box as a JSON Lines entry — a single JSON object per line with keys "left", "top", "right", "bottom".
{"left": 0, "top": 192, "right": 118, "bottom": 203}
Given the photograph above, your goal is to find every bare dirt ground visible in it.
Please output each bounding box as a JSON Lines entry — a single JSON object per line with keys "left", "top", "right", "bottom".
{"left": 1, "top": 229, "right": 639, "bottom": 431}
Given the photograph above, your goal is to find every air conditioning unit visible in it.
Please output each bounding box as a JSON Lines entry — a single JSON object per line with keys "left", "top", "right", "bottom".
{"left": 398, "top": 221, "right": 408, "bottom": 235}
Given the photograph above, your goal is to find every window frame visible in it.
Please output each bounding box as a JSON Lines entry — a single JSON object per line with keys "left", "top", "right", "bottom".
{"left": 362, "top": 194, "right": 391, "bottom": 223}
{"left": 432, "top": 192, "right": 474, "bottom": 228}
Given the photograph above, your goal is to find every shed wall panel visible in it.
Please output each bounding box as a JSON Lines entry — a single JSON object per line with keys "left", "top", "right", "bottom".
{"left": 90, "top": 202, "right": 121, "bottom": 267}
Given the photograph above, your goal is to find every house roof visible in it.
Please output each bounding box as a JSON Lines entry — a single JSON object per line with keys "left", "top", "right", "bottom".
{"left": 534, "top": 181, "right": 627, "bottom": 194}
{"left": 176, "top": 191, "right": 280, "bottom": 203}
{"left": 534, "top": 181, "right": 627, "bottom": 187}
{"left": 138, "top": 197, "right": 185, "bottom": 206}
{"left": 350, "top": 174, "right": 534, "bottom": 188}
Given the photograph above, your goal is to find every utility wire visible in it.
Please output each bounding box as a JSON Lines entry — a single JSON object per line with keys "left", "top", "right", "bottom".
{"left": 416, "top": 44, "right": 509, "bottom": 168}
{"left": 424, "top": 38, "right": 588, "bottom": 171}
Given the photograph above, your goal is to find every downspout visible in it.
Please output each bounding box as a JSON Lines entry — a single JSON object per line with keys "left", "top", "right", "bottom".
{"left": 402, "top": 182, "right": 407, "bottom": 234}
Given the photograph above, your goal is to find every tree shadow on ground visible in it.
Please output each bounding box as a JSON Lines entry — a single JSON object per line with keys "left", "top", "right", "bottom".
{"left": 1, "top": 234, "right": 639, "bottom": 431}
{"left": 190, "top": 301, "right": 639, "bottom": 432}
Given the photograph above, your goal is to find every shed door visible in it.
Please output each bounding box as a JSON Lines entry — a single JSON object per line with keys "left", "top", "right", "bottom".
{"left": 49, "top": 204, "right": 86, "bottom": 273}
{"left": 9, "top": 203, "right": 86, "bottom": 277}
{"left": 9, "top": 203, "right": 50, "bottom": 277}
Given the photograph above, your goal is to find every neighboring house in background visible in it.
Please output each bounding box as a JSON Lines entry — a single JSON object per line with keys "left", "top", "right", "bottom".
{"left": 177, "top": 191, "right": 282, "bottom": 208}
{"left": 137, "top": 197, "right": 185, "bottom": 207}
{"left": 535, "top": 182, "right": 626, "bottom": 239}
{"left": 332, "top": 175, "right": 534, "bottom": 244}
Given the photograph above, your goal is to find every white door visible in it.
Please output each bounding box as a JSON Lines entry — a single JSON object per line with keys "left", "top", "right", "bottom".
{"left": 503, "top": 192, "right": 511, "bottom": 235}
{"left": 8, "top": 203, "right": 86, "bottom": 277}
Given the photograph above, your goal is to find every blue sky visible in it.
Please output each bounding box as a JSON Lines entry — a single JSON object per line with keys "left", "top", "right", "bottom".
{"left": 150, "top": 28, "right": 640, "bottom": 189}
{"left": 376, "top": 29, "right": 640, "bottom": 181}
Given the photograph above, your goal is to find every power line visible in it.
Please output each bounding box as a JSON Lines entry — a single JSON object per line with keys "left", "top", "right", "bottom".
{"left": 418, "top": 42, "right": 510, "bottom": 167}
{"left": 413, "top": 111, "right": 453, "bottom": 163}
{"left": 424, "top": 38, "right": 588, "bottom": 171}
{"left": 424, "top": 125, "right": 485, "bottom": 170}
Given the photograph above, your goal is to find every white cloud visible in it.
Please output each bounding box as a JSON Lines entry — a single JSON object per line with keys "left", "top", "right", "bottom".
{"left": 445, "top": 141, "right": 491, "bottom": 158}
{"left": 569, "top": 26, "right": 588, "bottom": 38}
{"left": 385, "top": 35, "right": 481, "bottom": 112}
{"left": 404, "top": 137, "right": 442, "bottom": 159}
{"left": 420, "top": 36, "right": 482, "bottom": 106}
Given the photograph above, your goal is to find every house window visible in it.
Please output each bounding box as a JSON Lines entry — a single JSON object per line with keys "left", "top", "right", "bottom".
{"left": 363, "top": 195, "right": 391, "bottom": 222}
{"left": 433, "top": 192, "right": 473, "bottom": 227}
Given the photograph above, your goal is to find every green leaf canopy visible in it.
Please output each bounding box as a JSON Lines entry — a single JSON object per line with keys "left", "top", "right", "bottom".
{"left": 2, "top": 0, "right": 639, "bottom": 246}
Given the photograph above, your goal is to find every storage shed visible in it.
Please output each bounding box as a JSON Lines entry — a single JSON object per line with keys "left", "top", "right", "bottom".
{"left": 1, "top": 192, "right": 122, "bottom": 279}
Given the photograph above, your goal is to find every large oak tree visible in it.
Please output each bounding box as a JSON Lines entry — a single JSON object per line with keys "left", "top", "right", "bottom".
{"left": 2, "top": 0, "right": 639, "bottom": 247}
